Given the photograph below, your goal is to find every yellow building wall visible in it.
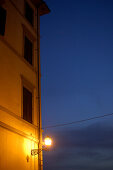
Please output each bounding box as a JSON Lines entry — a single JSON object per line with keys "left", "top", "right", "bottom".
{"left": 0, "top": 0, "right": 40, "bottom": 169}
{"left": 0, "top": 126, "right": 38, "bottom": 170}
{"left": 0, "top": 40, "right": 38, "bottom": 124}
{"left": 4, "top": 0, "right": 37, "bottom": 65}
{"left": 0, "top": 0, "right": 38, "bottom": 124}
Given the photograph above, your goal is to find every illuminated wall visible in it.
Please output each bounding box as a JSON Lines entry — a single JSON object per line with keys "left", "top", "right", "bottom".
{"left": 0, "top": 0, "right": 41, "bottom": 169}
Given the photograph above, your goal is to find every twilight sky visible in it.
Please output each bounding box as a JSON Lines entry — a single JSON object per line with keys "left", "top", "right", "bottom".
{"left": 40, "top": 0, "right": 113, "bottom": 169}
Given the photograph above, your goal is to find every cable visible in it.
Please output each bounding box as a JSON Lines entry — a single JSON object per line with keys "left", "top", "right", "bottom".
{"left": 43, "top": 112, "right": 113, "bottom": 129}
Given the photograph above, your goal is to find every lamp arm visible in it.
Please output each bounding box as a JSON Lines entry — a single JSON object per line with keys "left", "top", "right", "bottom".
{"left": 31, "top": 147, "right": 48, "bottom": 156}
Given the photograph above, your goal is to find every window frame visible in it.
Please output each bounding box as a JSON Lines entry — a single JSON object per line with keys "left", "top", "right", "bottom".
{"left": 22, "top": 25, "right": 35, "bottom": 67}
{"left": 0, "top": 6, "right": 6, "bottom": 36}
{"left": 24, "top": 0, "right": 35, "bottom": 27}
{"left": 24, "top": 35, "right": 33, "bottom": 65}
{"left": 21, "top": 76, "right": 34, "bottom": 124}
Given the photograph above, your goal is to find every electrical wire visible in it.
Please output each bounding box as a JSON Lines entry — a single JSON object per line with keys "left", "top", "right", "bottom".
{"left": 43, "top": 112, "right": 113, "bottom": 129}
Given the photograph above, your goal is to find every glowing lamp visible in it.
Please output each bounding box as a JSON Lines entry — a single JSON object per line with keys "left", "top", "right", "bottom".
{"left": 31, "top": 136, "right": 52, "bottom": 156}
{"left": 44, "top": 137, "right": 52, "bottom": 146}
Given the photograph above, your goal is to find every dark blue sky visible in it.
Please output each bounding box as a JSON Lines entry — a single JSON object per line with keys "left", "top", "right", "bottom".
{"left": 40, "top": 0, "right": 113, "bottom": 169}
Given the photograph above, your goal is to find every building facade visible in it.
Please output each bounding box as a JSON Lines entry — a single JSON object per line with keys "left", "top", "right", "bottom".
{"left": 0, "top": 0, "right": 50, "bottom": 170}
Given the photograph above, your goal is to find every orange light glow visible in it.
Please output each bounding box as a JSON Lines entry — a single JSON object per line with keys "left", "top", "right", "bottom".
{"left": 44, "top": 137, "right": 52, "bottom": 146}
{"left": 24, "top": 138, "right": 37, "bottom": 156}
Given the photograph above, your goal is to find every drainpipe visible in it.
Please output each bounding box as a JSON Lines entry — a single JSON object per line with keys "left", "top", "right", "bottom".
{"left": 37, "top": 7, "right": 42, "bottom": 170}
{"left": 36, "top": 2, "right": 50, "bottom": 169}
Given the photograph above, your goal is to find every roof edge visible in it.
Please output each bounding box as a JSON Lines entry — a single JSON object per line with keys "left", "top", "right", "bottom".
{"left": 31, "top": 0, "right": 50, "bottom": 16}
{"left": 39, "top": 0, "right": 50, "bottom": 16}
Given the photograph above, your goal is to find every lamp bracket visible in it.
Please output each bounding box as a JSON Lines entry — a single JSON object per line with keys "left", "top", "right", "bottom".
{"left": 31, "top": 149, "right": 39, "bottom": 156}
{"left": 31, "top": 148, "right": 48, "bottom": 156}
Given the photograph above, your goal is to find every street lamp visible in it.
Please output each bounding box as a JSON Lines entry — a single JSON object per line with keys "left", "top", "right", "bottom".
{"left": 31, "top": 136, "right": 52, "bottom": 156}
{"left": 44, "top": 137, "right": 52, "bottom": 146}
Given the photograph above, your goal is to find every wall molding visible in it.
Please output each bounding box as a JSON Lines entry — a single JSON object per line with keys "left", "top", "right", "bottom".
{"left": 0, "top": 104, "right": 38, "bottom": 129}
{"left": 0, "top": 120, "right": 39, "bottom": 143}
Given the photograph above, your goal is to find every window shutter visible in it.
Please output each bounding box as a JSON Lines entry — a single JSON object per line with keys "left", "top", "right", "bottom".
{"left": 23, "top": 87, "right": 32, "bottom": 123}
{"left": 25, "top": 2, "right": 34, "bottom": 26}
{"left": 0, "top": 6, "right": 6, "bottom": 36}
{"left": 24, "top": 36, "right": 33, "bottom": 65}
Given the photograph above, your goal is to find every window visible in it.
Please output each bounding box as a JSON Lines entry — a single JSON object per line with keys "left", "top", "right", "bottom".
{"left": 25, "top": 1, "right": 34, "bottom": 26}
{"left": 23, "top": 86, "right": 32, "bottom": 123}
{"left": 0, "top": 6, "right": 6, "bottom": 36}
{"left": 24, "top": 35, "right": 33, "bottom": 65}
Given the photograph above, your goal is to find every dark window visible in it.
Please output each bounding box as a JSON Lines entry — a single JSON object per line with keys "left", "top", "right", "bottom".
{"left": 25, "top": 2, "right": 34, "bottom": 26}
{"left": 0, "top": 6, "right": 6, "bottom": 36}
{"left": 24, "top": 36, "right": 33, "bottom": 65}
{"left": 23, "top": 87, "right": 32, "bottom": 123}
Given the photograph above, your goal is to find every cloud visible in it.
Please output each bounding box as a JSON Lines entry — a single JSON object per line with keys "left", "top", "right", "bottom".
{"left": 49, "top": 123, "right": 113, "bottom": 149}
{"left": 43, "top": 123, "right": 113, "bottom": 170}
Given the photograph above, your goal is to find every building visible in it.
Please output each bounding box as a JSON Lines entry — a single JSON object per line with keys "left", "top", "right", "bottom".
{"left": 0, "top": 0, "right": 50, "bottom": 170}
